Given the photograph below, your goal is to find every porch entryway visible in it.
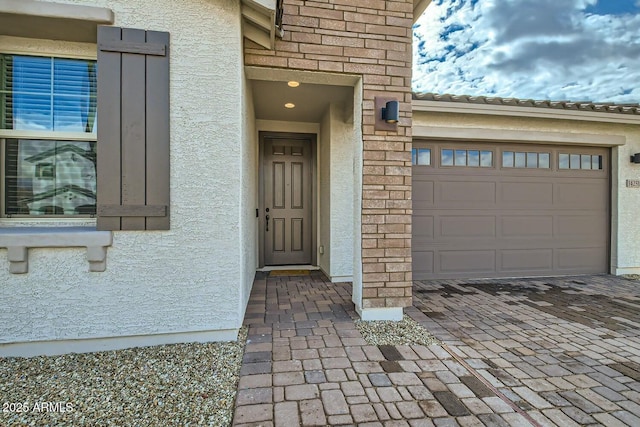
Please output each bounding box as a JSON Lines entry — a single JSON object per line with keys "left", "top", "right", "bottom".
{"left": 247, "top": 67, "right": 361, "bottom": 284}
{"left": 260, "top": 133, "right": 315, "bottom": 266}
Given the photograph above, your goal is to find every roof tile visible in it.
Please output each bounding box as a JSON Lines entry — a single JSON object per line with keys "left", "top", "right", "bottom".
{"left": 412, "top": 92, "right": 640, "bottom": 115}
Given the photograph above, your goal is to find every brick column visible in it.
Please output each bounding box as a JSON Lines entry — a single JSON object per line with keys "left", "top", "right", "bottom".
{"left": 245, "top": 0, "right": 413, "bottom": 318}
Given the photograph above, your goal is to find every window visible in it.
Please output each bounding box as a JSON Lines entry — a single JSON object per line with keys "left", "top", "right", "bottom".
{"left": 412, "top": 148, "right": 431, "bottom": 165}
{"left": 0, "top": 26, "right": 170, "bottom": 230}
{"left": 1, "top": 54, "right": 97, "bottom": 217}
{"left": 503, "top": 151, "right": 550, "bottom": 169}
{"left": 559, "top": 153, "right": 603, "bottom": 170}
{"left": 442, "top": 149, "right": 493, "bottom": 167}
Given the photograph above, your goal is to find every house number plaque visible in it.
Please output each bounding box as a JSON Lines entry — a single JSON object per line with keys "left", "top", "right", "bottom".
{"left": 626, "top": 179, "right": 640, "bottom": 188}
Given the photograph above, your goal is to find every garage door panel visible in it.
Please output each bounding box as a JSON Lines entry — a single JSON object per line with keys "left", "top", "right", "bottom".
{"left": 556, "top": 215, "right": 607, "bottom": 238}
{"left": 500, "top": 182, "right": 553, "bottom": 205}
{"left": 412, "top": 215, "right": 434, "bottom": 241}
{"left": 412, "top": 142, "right": 609, "bottom": 279}
{"left": 413, "top": 251, "right": 434, "bottom": 278}
{"left": 438, "top": 181, "right": 496, "bottom": 205}
{"left": 557, "top": 247, "right": 607, "bottom": 271}
{"left": 502, "top": 215, "right": 553, "bottom": 238}
{"left": 501, "top": 249, "right": 553, "bottom": 271}
{"left": 440, "top": 216, "right": 495, "bottom": 238}
{"left": 556, "top": 182, "right": 608, "bottom": 208}
{"left": 412, "top": 180, "right": 434, "bottom": 209}
{"left": 439, "top": 250, "right": 495, "bottom": 273}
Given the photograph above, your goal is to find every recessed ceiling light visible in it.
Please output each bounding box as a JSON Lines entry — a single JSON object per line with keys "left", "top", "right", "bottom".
{"left": 285, "top": 102, "right": 295, "bottom": 109}
{"left": 287, "top": 81, "right": 300, "bottom": 88}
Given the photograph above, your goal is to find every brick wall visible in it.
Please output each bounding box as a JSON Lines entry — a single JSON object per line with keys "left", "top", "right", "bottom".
{"left": 245, "top": 0, "right": 413, "bottom": 310}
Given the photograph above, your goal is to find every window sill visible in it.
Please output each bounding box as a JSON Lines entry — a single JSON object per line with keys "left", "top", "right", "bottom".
{"left": 0, "top": 227, "right": 112, "bottom": 274}
{"left": 0, "top": 0, "right": 114, "bottom": 43}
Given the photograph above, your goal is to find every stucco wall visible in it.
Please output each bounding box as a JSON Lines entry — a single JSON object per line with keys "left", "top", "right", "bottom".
{"left": 413, "top": 109, "right": 640, "bottom": 275}
{"left": 0, "top": 0, "right": 248, "bottom": 354}
{"left": 328, "top": 104, "right": 355, "bottom": 281}
{"left": 240, "top": 72, "right": 258, "bottom": 315}
{"left": 611, "top": 134, "right": 640, "bottom": 274}
{"left": 318, "top": 103, "right": 356, "bottom": 282}
{"left": 319, "top": 109, "right": 332, "bottom": 275}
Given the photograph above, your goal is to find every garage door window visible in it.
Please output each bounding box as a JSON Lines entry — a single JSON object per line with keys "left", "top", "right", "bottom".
{"left": 411, "top": 148, "right": 431, "bottom": 165}
{"left": 559, "top": 153, "right": 603, "bottom": 170}
{"left": 441, "top": 149, "right": 492, "bottom": 167}
{"left": 503, "top": 151, "right": 550, "bottom": 169}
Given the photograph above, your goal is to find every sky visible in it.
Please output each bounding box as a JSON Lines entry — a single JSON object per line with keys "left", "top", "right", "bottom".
{"left": 412, "top": 0, "right": 640, "bottom": 103}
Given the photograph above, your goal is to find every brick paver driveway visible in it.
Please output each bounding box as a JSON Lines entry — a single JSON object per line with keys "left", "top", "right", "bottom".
{"left": 410, "top": 275, "right": 640, "bottom": 426}
{"left": 234, "top": 273, "right": 640, "bottom": 426}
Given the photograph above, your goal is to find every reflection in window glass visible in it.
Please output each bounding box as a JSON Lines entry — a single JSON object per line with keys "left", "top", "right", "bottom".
{"left": 442, "top": 149, "right": 493, "bottom": 167}
{"left": 1, "top": 55, "right": 97, "bottom": 133}
{"left": 559, "top": 153, "right": 569, "bottom": 169}
{"left": 539, "top": 153, "right": 550, "bottom": 168}
{"left": 559, "top": 153, "right": 603, "bottom": 170}
{"left": 411, "top": 148, "right": 417, "bottom": 165}
{"left": 592, "top": 155, "right": 602, "bottom": 170}
{"left": 503, "top": 151, "right": 514, "bottom": 167}
{"left": 504, "top": 151, "right": 550, "bottom": 168}
{"left": 570, "top": 154, "right": 580, "bottom": 169}
{"left": 480, "top": 151, "right": 492, "bottom": 167}
{"left": 4, "top": 139, "right": 96, "bottom": 215}
{"left": 417, "top": 148, "right": 431, "bottom": 165}
{"left": 442, "top": 149, "right": 453, "bottom": 166}
{"left": 468, "top": 150, "right": 479, "bottom": 167}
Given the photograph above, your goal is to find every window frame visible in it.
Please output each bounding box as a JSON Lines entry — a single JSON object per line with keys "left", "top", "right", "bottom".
{"left": 440, "top": 147, "right": 494, "bottom": 168}
{"left": 558, "top": 152, "right": 604, "bottom": 171}
{"left": 0, "top": 40, "right": 97, "bottom": 221}
{"left": 411, "top": 147, "right": 432, "bottom": 166}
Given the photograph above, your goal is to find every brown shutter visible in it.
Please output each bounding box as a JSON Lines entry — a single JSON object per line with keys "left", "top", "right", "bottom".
{"left": 96, "top": 26, "right": 170, "bottom": 230}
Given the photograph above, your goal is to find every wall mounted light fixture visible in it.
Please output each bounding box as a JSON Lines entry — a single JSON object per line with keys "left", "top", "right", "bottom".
{"left": 374, "top": 96, "right": 400, "bottom": 131}
{"left": 631, "top": 153, "right": 640, "bottom": 163}
{"left": 382, "top": 100, "right": 399, "bottom": 123}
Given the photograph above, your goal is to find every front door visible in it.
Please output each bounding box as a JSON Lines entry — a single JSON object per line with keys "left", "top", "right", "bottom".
{"left": 262, "top": 134, "right": 313, "bottom": 265}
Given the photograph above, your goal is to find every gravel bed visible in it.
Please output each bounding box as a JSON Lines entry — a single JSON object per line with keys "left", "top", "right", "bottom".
{"left": 1, "top": 327, "right": 247, "bottom": 427}
{"left": 355, "top": 315, "right": 440, "bottom": 346}
{"left": 622, "top": 274, "right": 640, "bottom": 281}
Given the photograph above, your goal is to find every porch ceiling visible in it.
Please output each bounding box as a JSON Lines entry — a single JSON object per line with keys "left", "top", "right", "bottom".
{"left": 251, "top": 79, "right": 352, "bottom": 122}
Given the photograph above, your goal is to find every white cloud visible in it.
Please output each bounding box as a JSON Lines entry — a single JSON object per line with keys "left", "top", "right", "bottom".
{"left": 413, "top": 0, "right": 640, "bottom": 103}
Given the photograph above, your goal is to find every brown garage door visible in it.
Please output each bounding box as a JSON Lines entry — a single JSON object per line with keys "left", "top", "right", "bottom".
{"left": 412, "top": 141, "right": 609, "bottom": 280}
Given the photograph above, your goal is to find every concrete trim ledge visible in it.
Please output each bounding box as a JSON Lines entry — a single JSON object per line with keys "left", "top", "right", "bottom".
{"left": 0, "top": 227, "right": 112, "bottom": 273}
{"left": 613, "top": 267, "right": 640, "bottom": 275}
{"left": 357, "top": 307, "right": 403, "bottom": 321}
{"left": 0, "top": 0, "right": 113, "bottom": 22}
{"left": 0, "top": 0, "right": 114, "bottom": 43}
{"left": 0, "top": 329, "right": 240, "bottom": 358}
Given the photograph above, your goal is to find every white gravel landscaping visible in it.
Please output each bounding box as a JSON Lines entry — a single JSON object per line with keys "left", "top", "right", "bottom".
{"left": 1, "top": 327, "right": 247, "bottom": 427}
{"left": 355, "top": 315, "right": 440, "bottom": 346}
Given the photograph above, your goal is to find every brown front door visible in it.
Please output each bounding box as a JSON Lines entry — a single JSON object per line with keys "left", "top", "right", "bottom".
{"left": 262, "top": 134, "right": 313, "bottom": 265}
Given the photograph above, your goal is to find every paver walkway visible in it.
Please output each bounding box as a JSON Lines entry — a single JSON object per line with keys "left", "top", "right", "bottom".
{"left": 233, "top": 272, "right": 640, "bottom": 426}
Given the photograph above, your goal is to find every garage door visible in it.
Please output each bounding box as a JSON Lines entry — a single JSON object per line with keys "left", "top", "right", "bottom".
{"left": 412, "top": 142, "right": 609, "bottom": 280}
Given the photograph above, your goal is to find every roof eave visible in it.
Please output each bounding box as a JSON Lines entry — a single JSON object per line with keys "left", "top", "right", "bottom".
{"left": 412, "top": 99, "right": 640, "bottom": 125}
{"left": 413, "top": 0, "right": 432, "bottom": 24}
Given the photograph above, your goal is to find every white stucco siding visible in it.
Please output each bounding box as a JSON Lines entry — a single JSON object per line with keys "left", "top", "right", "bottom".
{"left": 240, "top": 72, "right": 258, "bottom": 314}
{"left": 0, "top": 0, "right": 247, "bottom": 352}
{"left": 611, "top": 127, "right": 640, "bottom": 274}
{"left": 328, "top": 104, "right": 355, "bottom": 281}
{"left": 413, "top": 109, "right": 640, "bottom": 276}
{"left": 318, "top": 104, "right": 356, "bottom": 282}
{"left": 351, "top": 79, "right": 364, "bottom": 310}
{"left": 319, "top": 108, "right": 332, "bottom": 275}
